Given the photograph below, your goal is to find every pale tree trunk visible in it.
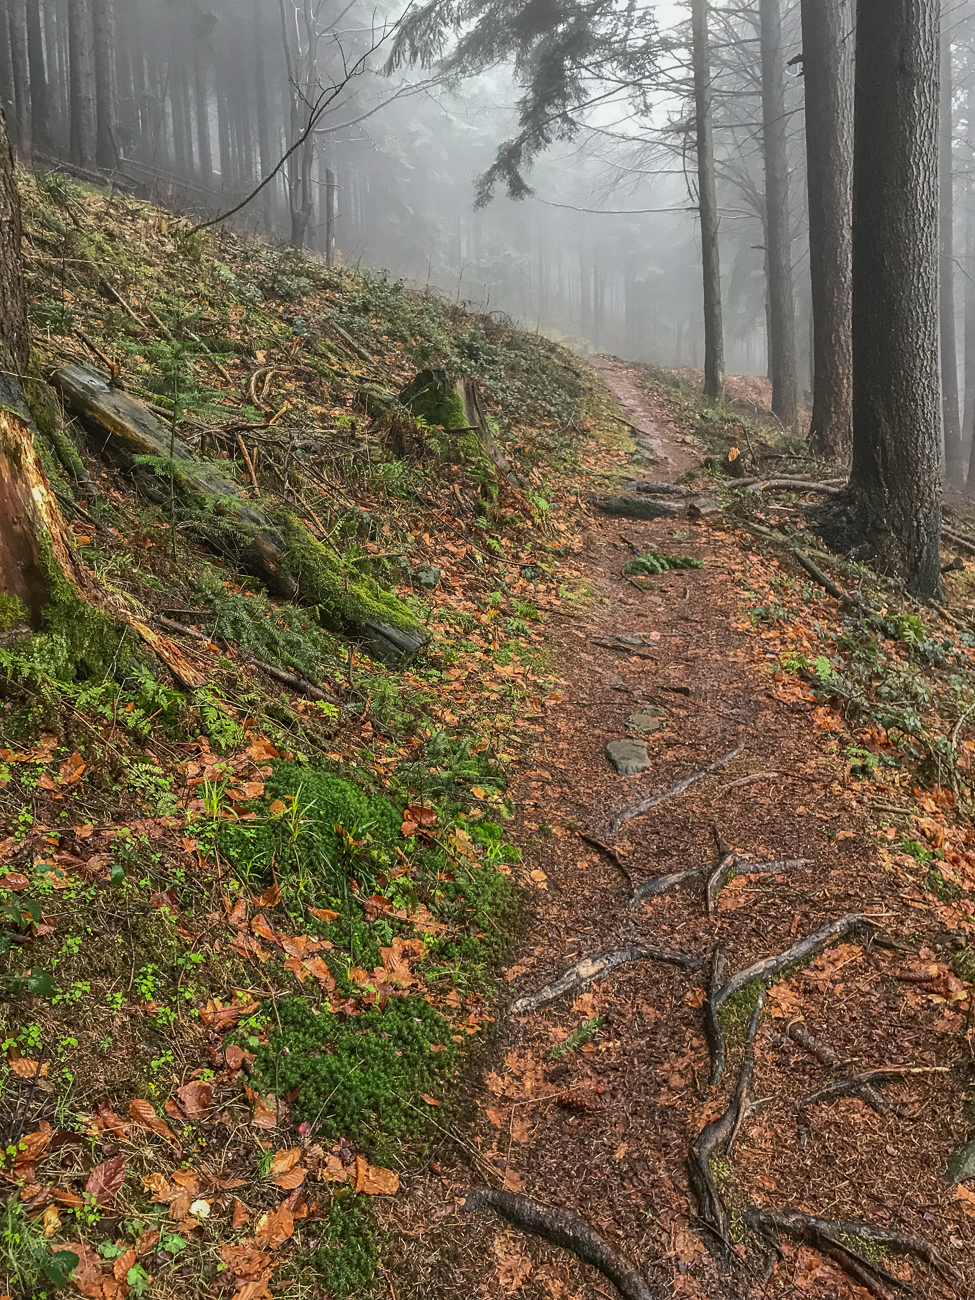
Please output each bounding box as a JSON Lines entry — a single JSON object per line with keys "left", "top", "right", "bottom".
{"left": 965, "top": 180, "right": 975, "bottom": 480}
{"left": 68, "top": 0, "right": 96, "bottom": 168}
{"left": 26, "top": 0, "right": 49, "bottom": 151}
{"left": 8, "top": 0, "right": 32, "bottom": 159}
{"left": 92, "top": 0, "right": 118, "bottom": 169}
{"left": 847, "top": 0, "right": 942, "bottom": 596}
{"left": 760, "top": 0, "right": 799, "bottom": 426}
{"left": 801, "top": 0, "right": 854, "bottom": 461}
{"left": 193, "top": 43, "right": 212, "bottom": 186}
{"left": 692, "top": 0, "right": 725, "bottom": 403}
{"left": 940, "top": 11, "right": 964, "bottom": 482}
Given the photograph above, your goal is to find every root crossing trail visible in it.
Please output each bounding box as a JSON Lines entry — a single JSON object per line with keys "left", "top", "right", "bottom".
{"left": 384, "top": 362, "right": 970, "bottom": 1300}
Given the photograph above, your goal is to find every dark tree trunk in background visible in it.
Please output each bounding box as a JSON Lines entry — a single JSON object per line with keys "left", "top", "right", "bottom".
{"left": 692, "top": 0, "right": 725, "bottom": 402}
{"left": 0, "top": 19, "right": 17, "bottom": 149}
{"left": 760, "top": 0, "right": 798, "bottom": 426}
{"left": 193, "top": 47, "right": 213, "bottom": 186}
{"left": 93, "top": 0, "right": 118, "bottom": 169}
{"left": 966, "top": 179, "right": 975, "bottom": 480}
{"left": 801, "top": 0, "right": 854, "bottom": 461}
{"left": 940, "top": 15, "right": 963, "bottom": 482}
{"left": 8, "top": 0, "right": 32, "bottom": 159}
{"left": 26, "top": 0, "right": 49, "bottom": 150}
{"left": 848, "top": 0, "right": 942, "bottom": 595}
{"left": 68, "top": 0, "right": 96, "bottom": 167}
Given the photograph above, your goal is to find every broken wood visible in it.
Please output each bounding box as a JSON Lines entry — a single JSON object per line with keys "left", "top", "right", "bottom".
{"left": 463, "top": 1188, "right": 658, "bottom": 1300}
{"left": 745, "top": 1206, "right": 937, "bottom": 1300}
{"left": 607, "top": 746, "right": 742, "bottom": 835}
{"left": 706, "top": 914, "right": 876, "bottom": 1090}
{"left": 734, "top": 477, "right": 843, "bottom": 495}
{"left": 793, "top": 547, "right": 846, "bottom": 600}
{"left": 786, "top": 1021, "right": 842, "bottom": 1069}
{"left": 511, "top": 942, "right": 701, "bottom": 1015}
{"left": 688, "top": 988, "right": 765, "bottom": 1260}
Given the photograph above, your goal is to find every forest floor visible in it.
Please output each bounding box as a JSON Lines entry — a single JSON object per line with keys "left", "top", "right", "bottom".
{"left": 384, "top": 361, "right": 975, "bottom": 1300}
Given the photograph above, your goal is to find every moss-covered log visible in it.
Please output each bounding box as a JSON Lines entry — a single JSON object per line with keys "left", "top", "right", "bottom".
{"left": 52, "top": 363, "right": 425, "bottom": 665}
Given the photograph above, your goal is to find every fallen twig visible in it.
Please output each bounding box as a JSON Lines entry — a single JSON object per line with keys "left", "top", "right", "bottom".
{"left": 463, "top": 1187, "right": 658, "bottom": 1300}
{"left": 688, "top": 988, "right": 765, "bottom": 1260}
{"left": 794, "top": 547, "right": 846, "bottom": 600}
{"left": 511, "top": 942, "right": 701, "bottom": 1015}
{"left": 607, "top": 746, "right": 742, "bottom": 835}
{"left": 578, "top": 833, "right": 632, "bottom": 885}
{"left": 745, "top": 1206, "right": 937, "bottom": 1299}
{"left": 733, "top": 477, "right": 843, "bottom": 494}
{"left": 786, "top": 1021, "right": 841, "bottom": 1069}
{"left": 717, "top": 771, "right": 779, "bottom": 792}
{"left": 706, "top": 915, "right": 876, "bottom": 1090}
{"left": 800, "top": 1066, "right": 948, "bottom": 1114}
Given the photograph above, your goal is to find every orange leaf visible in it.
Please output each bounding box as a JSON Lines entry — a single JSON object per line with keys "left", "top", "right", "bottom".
{"left": 354, "top": 1155, "right": 400, "bottom": 1196}
{"left": 128, "top": 1098, "right": 177, "bottom": 1142}
{"left": 273, "top": 1166, "right": 306, "bottom": 1190}
{"left": 308, "top": 907, "right": 338, "bottom": 923}
{"left": 255, "top": 1202, "right": 294, "bottom": 1247}
{"left": 232, "top": 1198, "right": 250, "bottom": 1228}
{"left": 8, "top": 1057, "right": 48, "bottom": 1079}
{"left": 176, "top": 1080, "right": 214, "bottom": 1117}
{"left": 85, "top": 1154, "right": 126, "bottom": 1206}
{"left": 58, "top": 752, "right": 86, "bottom": 785}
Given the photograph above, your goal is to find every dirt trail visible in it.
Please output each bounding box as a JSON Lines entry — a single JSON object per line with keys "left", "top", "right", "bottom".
{"left": 387, "top": 363, "right": 971, "bottom": 1300}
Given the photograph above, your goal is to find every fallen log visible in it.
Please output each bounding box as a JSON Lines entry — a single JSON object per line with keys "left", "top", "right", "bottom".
{"left": 608, "top": 746, "right": 742, "bottom": 835}
{"left": 511, "top": 942, "right": 701, "bottom": 1015}
{"left": 51, "top": 364, "right": 425, "bottom": 665}
{"left": 745, "top": 1206, "right": 937, "bottom": 1300}
{"left": 590, "top": 495, "right": 684, "bottom": 520}
{"left": 463, "top": 1188, "right": 659, "bottom": 1300}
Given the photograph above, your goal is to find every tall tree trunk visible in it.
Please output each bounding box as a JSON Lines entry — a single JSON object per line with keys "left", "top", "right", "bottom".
{"left": 8, "top": 0, "right": 32, "bottom": 159}
{"left": 68, "top": 0, "right": 96, "bottom": 167}
{"left": 940, "top": 13, "right": 964, "bottom": 482}
{"left": 26, "top": 0, "right": 50, "bottom": 151}
{"left": 92, "top": 0, "right": 118, "bottom": 169}
{"left": 966, "top": 178, "right": 975, "bottom": 481}
{"left": 692, "top": 0, "right": 725, "bottom": 403}
{"left": 848, "top": 0, "right": 942, "bottom": 596}
{"left": 759, "top": 0, "right": 799, "bottom": 426}
{"left": 801, "top": 0, "right": 854, "bottom": 461}
{"left": 193, "top": 45, "right": 213, "bottom": 186}
{"left": 0, "top": 18, "right": 17, "bottom": 144}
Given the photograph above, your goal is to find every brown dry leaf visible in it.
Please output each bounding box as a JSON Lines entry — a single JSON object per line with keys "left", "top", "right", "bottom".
{"left": 225, "top": 1044, "right": 246, "bottom": 1071}
{"left": 253, "top": 882, "right": 281, "bottom": 907}
{"left": 8, "top": 1057, "right": 49, "bottom": 1079}
{"left": 85, "top": 1154, "right": 126, "bottom": 1206}
{"left": 41, "top": 1204, "right": 61, "bottom": 1237}
{"left": 323, "top": 1154, "right": 352, "bottom": 1183}
{"left": 232, "top": 1198, "right": 250, "bottom": 1228}
{"left": 503, "top": 1168, "right": 526, "bottom": 1193}
{"left": 176, "top": 1080, "right": 214, "bottom": 1117}
{"left": 354, "top": 1155, "right": 400, "bottom": 1196}
{"left": 128, "top": 1098, "right": 177, "bottom": 1141}
{"left": 255, "top": 1201, "right": 295, "bottom": 1247}
{"left": 497, "top": 1252, "right": 533, "bottom": 1290}
{"left": 957, "top": 1185, "right": 975, "bottom": 1219}
{"left": 270, "top": 1148, "right": 302, "bottom": 1176}
{"left": 273, "top": 1166, "right": 306, "bottom": 1191}
{"left": 62, "top": 1243, "right": 107, "bottom": 1299}
{"left": 58, "top": 752, "right": 86, "bottom": 785}
{"left": 510, "top": 1116, "right": 531, "bottom": 1144}
{"left": 420, "top": 1093, "right": 441, "bottom": 1107}
{"left": 674, "top": 1226, "right": 706, "bottom": 1263}
{"left": 308, "top": 907, "right": 339, "bottom": 923}
{"left": 135, "top": 1228, "right": 160, "bottom": 1256}
{"left": 112, "top": 1249, "right": 136, "bottom": 1285}
{"left": 250, "top": 1093, "right": 279, "bottom": 1129}
{"left": 13, "top": 1121, "right": 54, "bottom": 1167}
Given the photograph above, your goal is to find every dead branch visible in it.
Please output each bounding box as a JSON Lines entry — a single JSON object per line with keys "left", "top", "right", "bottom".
{"left": 786, "top": 1021, "right": 842, "bottom": 1069}
{"left": 236, "top": 433, "right": 260, "bottom": 493}
{"left": 463, "top": 1188, "right": 659, "bottom": 1300}
{"left": 688, "top": 988, "right": 765, "bottom": 1260}
{"left": 607, "top": 746, "right": 742, "bottom": 835}
{"left": 733, "top": 477, "right": 843, "bottom": 494}
{"left": 745, "top": 1206, "right": 937, "bottom": 1299}
{"left": 794, "top": 547, "right": 846, "bottom": 600}
{"left": 717, "top": 771, "right": 779, "bottom": 792}
{"left": 511, "top": 942, "right": 701, "bottom": 1015}
{"left": 578, "top": 832, "right": 632, "bottom": 885}
{"left": 943, "top": 527, "right": 975, "bottom": 559}
{"left": 630, "top": 864, "right": 708, "bottom": 907}
{"left": 706, "top": 914, "right": 876, "bottom": 1090}
{"left": 799, "top": 1066, "right": 948, "bottom": 1113}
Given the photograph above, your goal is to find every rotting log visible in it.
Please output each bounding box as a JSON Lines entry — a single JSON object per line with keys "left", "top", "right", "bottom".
{"left": 51, "top": 364, "right": 425, "bottom": 665}
{"left": 399, "top": 368, "right": 522, "bottom": 486}
{"left": 464, "top": 1188, "right": 659, "bottom": 1300}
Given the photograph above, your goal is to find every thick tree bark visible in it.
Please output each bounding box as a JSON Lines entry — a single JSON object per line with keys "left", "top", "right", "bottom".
{"left": 966, "top": 165, "right": 975, "bottom": 485}
{"left": 801, "top": 0, "right": 854, "bottom": 461}
{"left": 692, "top": 0, "right": 725, "bottom": 403}
{"left": 760, "top": 0, "right": 799, "bottom": 426}
{"left": 68, "top": 0, "right": 96, "bottom": 168}
{"left": 848, "top": 0, "right": 942, "bottom": 596}
{"left": 8, "top": 0, "right": 32, "bottom": 159}
{"left": 26, "top": 0, "right": 50, "bottom": 151}
{"left": 92, "top": 0, "right": 118, "bottom": 170}
{"left": 940, "top": 15, "right": 963, "bottom": 483}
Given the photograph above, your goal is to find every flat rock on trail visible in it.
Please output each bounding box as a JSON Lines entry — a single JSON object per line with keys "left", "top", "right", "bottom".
{"left": 384, "top": 364, "right": 971, "bottom": 1300}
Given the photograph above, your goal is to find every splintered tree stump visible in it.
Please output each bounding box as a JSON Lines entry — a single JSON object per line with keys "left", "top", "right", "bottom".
{"left": 464, "top": 1188, "right": 659, "bottom": 1300}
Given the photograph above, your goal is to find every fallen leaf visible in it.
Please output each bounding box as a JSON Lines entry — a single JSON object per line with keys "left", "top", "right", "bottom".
{"left": 8, "top": 1057, "right": 49, "bottom": 1079}
{"left": 308, "top": 907, "right": 339, "bottom": 923}
{"left": 58, "top": 753, "right": 86, "bottom": 786}
{"left": 355, "top": 1155, "right": 400, "bottom": 1196}
{"left": 85, "top": 1154, "right": 126, "bottom": 1206}
{"left": 232, "top": 1198, "right": 250, "bottom": 1228}
{"left": 957, "top": 1185, "right": 975, "bottom": 1220}
{"left": 273, "top": 1166, "right": 306, "bottom": 1190}
{"left": 420, "top": 1094, "right": 441, "bottom": 1107}
{"left": 497, "top": 1252, "right": 532, "bottom": 1290}
{"left": 128, "top": 1098, "right": 177, "bottom": 1141}
{"left": 41, "top": 1204, "right": 61, "bottom": 1237}
{"left": 176, "top": 1080, "right": 214, "bottom": 1117}
{"left": 255, "top": 1201, "right": 294, "bottom": 1247}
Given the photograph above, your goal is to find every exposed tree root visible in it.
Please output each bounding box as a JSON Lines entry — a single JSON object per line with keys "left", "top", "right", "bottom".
{"left": 607, "top": 746, "right": 742, "bottom": 835}
{"left": 745, "top": 1206, "right": 938, "bottom": 1299}
{"left": 733, "top": 477, "right": 843, "bottom": 494}
{"left": 463, "top": 1187, "right": 659, "bottom": 1300}
{"left": 630, "top": 864, "right": 708, "bottom": 907}
{"left": 623, "top": 479, "right": 692, "bottom": 497}
{"left": 785, "top": 1021, "right": 842, "bottom": 1068}
{"left": 705, "top": 914, "right": 876, "bottom": 1090}
{"left": 687, "top": 988, "right": 765, "bottom": 1260}
{"left": 702, "top": 947, "right": 727, "bottom": 1097}
{"left": 705, "top": 856, "right": 811, "bottom": 916}
{"left": 800, "top": 1066, "right": 948, "bottom": 1115}
{"left": 578, "top": 832, "right": 633, "bottom": 886}
{"left": 510, "top": 942, "right": 701, "bottom": 1015}
{"left": 793, "top": 547, "right": 846, "bottom": 600}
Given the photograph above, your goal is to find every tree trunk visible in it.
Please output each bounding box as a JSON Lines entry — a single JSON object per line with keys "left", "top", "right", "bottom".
{"left": 848, "top": 0, "right": 942, "bottom": 596}
{"left": 68, "top": 0, "right": 96, "bottom": 168}
{"left": 691, "top": 0, "right": 725, "bottom": 402}
{"left": 940, "top": 13, "right": 964, "bottom": 482}
{"left": 26, "top": 0, "right": 49, "bottom": 151}
{"left": 966, "top": 165, "right": 975, "bottom": 484}
{"left": 92, "top": 0, "right": 118, "bottom": 170}
{"left": 760, "top": 0, "right": 799, "bottom": 426}
{"left": 193, "top": 46, "right": 213, "bottom": 187}
{"left": 801, "top": 0, "right": 854, "bottom": 461}
{"left": 8, "top": 0, "right": 32, "bottom": 159}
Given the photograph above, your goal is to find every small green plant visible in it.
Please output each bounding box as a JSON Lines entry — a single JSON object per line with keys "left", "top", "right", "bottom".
{"left": 547, "top": 1015, "right": 603, "bottom": 1061}
{"left": 624, "top": 550, "right": 704, "bottom": 576}
{"left": 0, "top": 1198, "right": 77, "bottom": 1296}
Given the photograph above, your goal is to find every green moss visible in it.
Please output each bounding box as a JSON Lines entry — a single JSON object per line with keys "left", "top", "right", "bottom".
{"left": 400, "top": 373, "right": 467, "bottom": 430}
{"left": 718, "top": 978, "right": 764, "bottom": 1051}
{"left": 286, "top": 1194, "right": 378, "bottom": 1299}
{"left": 277, "top": 510, "right": 418, "bottom": 634}
{"left": 0, "top": 595, "right": 27, "bottom": 632}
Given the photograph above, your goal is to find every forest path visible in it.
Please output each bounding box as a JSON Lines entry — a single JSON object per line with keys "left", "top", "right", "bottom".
{"left": 384, "top": 361, "right": 969, "bottom": 1300}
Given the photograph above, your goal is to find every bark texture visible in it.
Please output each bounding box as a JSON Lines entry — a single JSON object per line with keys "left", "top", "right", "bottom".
{"left": 848, "top": 0, "right": 942, "bottom": 596}
{"left": 760, "top": 0, "right": 798, "bottom": 427}
{"left": 92, "top": 0, "right": 118, "bottom": 170}
{"left": 68, "top": 0, "right": 96, "bottom": 167}
{"left": 801, "top": 0, "right": 854, "bottom": 461}
{"left": 940, "top": 17, "right": 963, "bottom": 483}
{"left": 692, "top": 0, "right": 725, "bottom": 404}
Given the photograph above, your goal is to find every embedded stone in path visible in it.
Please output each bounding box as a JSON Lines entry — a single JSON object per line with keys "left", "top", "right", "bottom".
{"left": 627, "top": 711, "right": 665, "bottom": 736}
{"left": 606, "top": 738, "right": 652, "bottom": 775}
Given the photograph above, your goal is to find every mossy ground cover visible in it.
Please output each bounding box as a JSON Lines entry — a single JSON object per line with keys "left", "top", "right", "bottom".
{"left": 0, "top": 170, "right": 642, "bottom": 1299}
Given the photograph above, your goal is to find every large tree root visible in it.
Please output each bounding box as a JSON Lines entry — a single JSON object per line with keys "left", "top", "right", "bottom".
{"left": 745, "top": 1206, "right": 938, "bottom": 1299}
{"left": 702, "top": 948, "right": 727, "bottom": 1096}
{"left": 463, "top": 1188, "right": 659, "bottom": 1300}
{"left": 607, "top": 746, "right": 742, "bottom": 835}
{"left": 705, "top": 914, "right": 876, "bottom": 1090}
{"left": 510, "top": 942, "right": 700, "bottom": 1015}
{"left": 687, "top": 989, "right": 766, "bottom": 1261}
{"left": 631, "top": 864, "right": 708, "bottom": 906}
{"left": 800, "top": 1066, "right": 948, "bottom": 1115}
{"left": 631, "top": 853, "right": 808, "bottom": 912}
